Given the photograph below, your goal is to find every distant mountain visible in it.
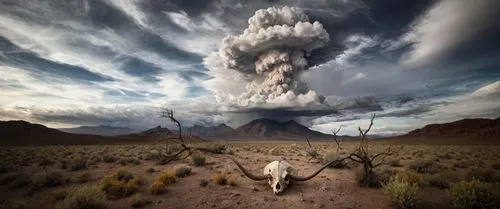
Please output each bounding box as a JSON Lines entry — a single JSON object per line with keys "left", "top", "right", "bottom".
{"left": 0, "top": 120, "right": 110, "bottom": 146}
{"left": 185, "top": 124, "right": 235, "bottom": 139}
{"left": 119, "top": 126, "right": 203, "bottom": 142}
{"left": 233, "top": 119, "right": 335, "bottom": 140}
{"left": 59, "top": 125, "right": 137, "bottom": 136}
{"left": 0, "top": 121, "right": 203, "bottom": 146}
{"left": 404, "top": 117, "right": 500, "bottom": 138}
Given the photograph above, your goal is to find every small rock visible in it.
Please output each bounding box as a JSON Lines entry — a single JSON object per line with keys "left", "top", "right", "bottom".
{"left": 253, "top": 186, "right": 259, "bottom": 191}
{"left": 300, "top": 198, "right": 305, "bottom": 202}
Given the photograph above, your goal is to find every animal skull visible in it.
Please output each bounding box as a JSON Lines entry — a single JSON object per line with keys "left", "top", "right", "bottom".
{"left": 264, "top": 160, "right": 296, "bottom": 194}
{"left": 229, "top": 156, "right": 342, "bottom": 195}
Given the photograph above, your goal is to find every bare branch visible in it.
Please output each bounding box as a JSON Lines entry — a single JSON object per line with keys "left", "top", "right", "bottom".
{"left": 331, "top": 126, "right": 342, "bottom": 152}
{"left": 305, "top": 137, "right": 312, "bottom": 148}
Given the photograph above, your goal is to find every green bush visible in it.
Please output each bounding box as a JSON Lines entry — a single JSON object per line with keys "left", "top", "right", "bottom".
{"left": 450, "top": 180, "right": 500, "bottom": 209}
{"left": 191, "top": 155, "right": 206, "bottom": 167}
{"left": 55, "top": 185, "right": 106, "bottom": 209}
{"left": 322, "top": 152, "right": 347, "bottom": 169}
{"left": 175, "top": 167, "right": 191, "bottom": 178}
{"left": 384, "top": 171, "right": 422, "bottom": 209}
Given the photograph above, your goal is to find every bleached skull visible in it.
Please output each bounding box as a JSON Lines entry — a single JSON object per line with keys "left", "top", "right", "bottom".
{"left": 264, "top": 160, "right": 297, "bottom": 194}
{"left": 229, "top": 156, "right": 338, "bottom": 195}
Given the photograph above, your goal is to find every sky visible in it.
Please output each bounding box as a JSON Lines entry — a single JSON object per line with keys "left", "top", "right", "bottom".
{"left": 0, "top": 0, "right": 499, "bottom": 136}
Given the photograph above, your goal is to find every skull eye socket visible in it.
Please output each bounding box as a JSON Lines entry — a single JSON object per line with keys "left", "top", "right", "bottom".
{"left": 284, "top": 175, "right": 289, "bottom": 182}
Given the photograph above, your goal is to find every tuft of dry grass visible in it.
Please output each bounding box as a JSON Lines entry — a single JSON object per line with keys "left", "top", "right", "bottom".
{"left": 157, "top": 171, "right": 176, "bottom": 185}
{"left": 99, "top": 170, "right": 141, "bottom": 199}
{"left": 148, "top": 181, "right": 166, "bottom": 195}
{"left": 211, "top": 172, "right": 228, "bottom": 185}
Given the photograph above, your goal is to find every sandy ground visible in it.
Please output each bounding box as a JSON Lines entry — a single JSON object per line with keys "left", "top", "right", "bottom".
{"left": 2, "top": 142, "right": 497, "bottom": 209}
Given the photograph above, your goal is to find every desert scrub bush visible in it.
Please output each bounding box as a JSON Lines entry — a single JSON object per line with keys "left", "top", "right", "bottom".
{"left": 39, "top": 158, "right": 55, "bottom": 166}
{"left": 157, "top": 171, "right": 176, "bottom": 185}
{"left": 424, "top": 171, "right": 460, "bottom": 189}
{"left": 129, "top": 194, "right": 151, "bottom": 208}
{"left": 148, "top": 181, "right": 166, "bottom": 195}
{"left": 199, "top": 179, "right": 209, "bottom": 187}
{"left": 175, "top": 167, "right": 191, "bottom": 178}
{"left": 70, "top": 158, "right": 87, "bottom": 171}
{"left": 76, "top": 173, "right": 91, "bottom": 183}
{"left": 211, "top": 172, "right": 228, "bottom": 185}
{"left": 322, "top": 152, "right": 347, "bottom": 169}
{"left": 355, "top": 166, "right": 395, "bottom": 188}
{"left": 126, "top": 158, "right": 141, "bottom": 165}
{"left": 191, "top": 154, "right": 206, "bottom": 167}
{"left": 102, "top": 155, "right": 118, "bottom": 163}
{"left": 55, "top": 185, "right": 106, "bottom": 209}
{"left": 389, "top": 159, "right": 404, "bottom": 167}
{"left": 383, "top": 171, "right": 422, "bottom": 209}
{"left": 99, "top": 170, "right": 140, "bottom": 199}
{"left": 7, "top": 174, "right": 33, "bottom": 189}
{"left": 306, "top": 149, "right": 320, "bottom": 158}
{"left": 449, "top": 180, "right": 500, "bottom": 209}
{"left": 37, "top": 171, "right": 64, "bottom": 187}
{"left": 465, "top": 168, "right": 500, "bottom": 183}
{"left": 117, "top": 158, "right": 127, "bottom": 166}
{"left": 409, "top": 160, "right": 440, "bottom": 174}
{"left": 146, "top": 168, "right": 156, "bottom": 173}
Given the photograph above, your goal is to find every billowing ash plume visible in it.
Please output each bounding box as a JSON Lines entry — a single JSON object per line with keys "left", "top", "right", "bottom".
{"left": 204, "top": 6, "right": 330, "bottom": 107}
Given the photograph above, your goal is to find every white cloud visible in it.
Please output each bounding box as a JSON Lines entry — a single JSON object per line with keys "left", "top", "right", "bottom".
{"left": 386, "top": 0, "right": 500, "bottom": 66}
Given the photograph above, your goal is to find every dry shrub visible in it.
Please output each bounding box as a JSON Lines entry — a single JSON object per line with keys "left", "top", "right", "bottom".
{"left": 211, "top": 172, "right": 228, "bottom": 185}
{"left": 191, "top": 155, "right": 206, "bottom": 167}
{"left": 199, "top": 179, "right": 209, "bottom": 187}
{"left": 129, "top": 194, "right": 151, "bottom": 208}
{"left": 37, "top": 171, "right": 64, "bottom": 187}
{"left": 409, "top": 160, "right": 440, "bottom": 174}
{"left": 424, "top": 171, "right": 460, "bottom": 189}
{"left": 450, "top": 180, "right": 500, "bottom": 209}
{"left": 70, "top": 158, "right": 87, "bottom": 171}
{"left": 465, "top": 168, "right": 500, "bottom": 183}
{"left": 76, "top": 173, "right": 91, "bottom": 183}
{"left": 148, "top": 181, "right": 166, "bottom": 195}
{"left": 99, "top": 170, "right": 140, "bottom": 199}
{"left": 383, "top": 171, "right": 422, "bottom": 209}
{"left": 55, "top": 185, "right": 106, "bottom": 209}
{"left": 175, "top": 167, "right": 191, "bottom": 178}
{"left": 157, "top": 171, "right": 176, "bottom": 185}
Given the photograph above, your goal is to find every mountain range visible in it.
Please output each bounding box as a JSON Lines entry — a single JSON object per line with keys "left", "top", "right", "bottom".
{"left": 59, "top": 125, "right": 137, "bottom": 136}
{"left": 1, "top": 117, "right": 499, "bottom": 146}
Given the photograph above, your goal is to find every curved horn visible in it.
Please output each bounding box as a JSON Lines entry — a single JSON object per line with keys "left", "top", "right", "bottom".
{"left": 289, "top": 155, "right": 352, "bottom": 181}
{"left": 228, "top": 156, "right": 270, "bottom": 181}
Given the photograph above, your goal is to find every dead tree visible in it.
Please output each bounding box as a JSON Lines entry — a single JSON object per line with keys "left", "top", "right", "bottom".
{"left": 331, "top": 126, "right": 342, "bottom": 152}
{"left": 343, "top": 114, "right": 400, "bottom": 187}
{"left": 158, "top": 108, "right": 224, "bottom": 164}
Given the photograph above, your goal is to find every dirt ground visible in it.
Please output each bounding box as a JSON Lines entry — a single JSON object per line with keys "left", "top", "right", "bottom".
{"left": 0, "top": 141, "right": 499, "bottom": 209}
